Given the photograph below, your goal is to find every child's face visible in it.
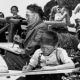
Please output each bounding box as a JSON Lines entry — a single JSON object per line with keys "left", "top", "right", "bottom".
{"left": 11, "top": 7, "right": 18, "bottom": 15}
{"left": 41, "top": 44, "right": 54, "bottom": 56}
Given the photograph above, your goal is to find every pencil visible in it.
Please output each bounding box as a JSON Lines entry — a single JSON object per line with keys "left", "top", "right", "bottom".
{"left": 12, "top": 30, "right": 18, "bottom": 48}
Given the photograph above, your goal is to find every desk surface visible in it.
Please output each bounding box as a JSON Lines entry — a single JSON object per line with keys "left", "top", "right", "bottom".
{"left": 0, "top": 43, "right": 21, "bottom": 54}
{"left": 0, "top": 68, "right": 79, "bottom": 77}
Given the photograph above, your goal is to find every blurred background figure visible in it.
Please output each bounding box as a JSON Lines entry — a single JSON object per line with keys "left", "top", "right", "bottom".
{"left": 70, "top": 3, "right": 80, "bottom": 27}
{"left": 70, "top": 3, "right": 80, "bottom": 40}
{"left": 6, "top": 5, "right": 26, "bottom": 42}
{"left": 43, "top": 0, "right": 58, "bottom": 20}
{"left": 0, "top": 12, "right": 7, "bottom": 55}
{"left": 49, "top": 0, "right": 70, "bottom": 25}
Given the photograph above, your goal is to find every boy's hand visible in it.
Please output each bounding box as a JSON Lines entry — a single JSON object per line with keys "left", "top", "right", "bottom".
{"left": 22, "top": 64, "right": 33, "bottom": 73}
{"left": 22, "top": 65, "right": 29, "bottom": 73}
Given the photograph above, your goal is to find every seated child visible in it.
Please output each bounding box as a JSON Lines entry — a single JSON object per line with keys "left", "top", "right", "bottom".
{"left": 22, "top": 31, "right": 75, "bottom": 80}
{"left": 22, "top": 31, "right": 75, "bottom": 71}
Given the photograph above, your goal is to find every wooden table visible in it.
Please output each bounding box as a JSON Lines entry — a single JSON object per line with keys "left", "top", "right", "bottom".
{"left": 44, "top": 21, "right": 67, "bottom": 28}
{"left": 0, "top": 42, "right": 21, "bottom": 54}
{"left": 0, "top": 68, "right": 79, "bottom": 80}
{"left": 0, "top": 68, "right": 79, "bottom": 76}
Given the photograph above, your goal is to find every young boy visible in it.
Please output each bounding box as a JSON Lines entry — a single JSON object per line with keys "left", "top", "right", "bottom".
{"left": 22, "top": 31, "right": 75, "bottom": 71}
{"left": 22, "top": 31, "right": 74, "bottom": 80}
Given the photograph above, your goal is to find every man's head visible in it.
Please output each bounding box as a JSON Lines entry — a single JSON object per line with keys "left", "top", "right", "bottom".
{"left": 0, "top": 12, "right": 4, "bottom": 18}
{"left": 40, "top": 31, "right": 58, "bottom": 56}
{"left": 11, "top": 6, "right": 19, "bottom": 15}
{"left": 26, "top": 4, "right": 44, "bottom": 25}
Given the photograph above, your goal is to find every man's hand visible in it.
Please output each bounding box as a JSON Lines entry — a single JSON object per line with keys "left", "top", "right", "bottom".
{"left": 14, "top": 35, "right": 22, "bottom": 43}
{"left": 15, "top": 49, "right": 25, "bottom": 54}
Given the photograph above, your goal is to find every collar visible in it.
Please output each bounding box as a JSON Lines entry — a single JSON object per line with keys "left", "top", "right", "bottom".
{"left": 28, "top": 20, "right": 43, "bottom": 30}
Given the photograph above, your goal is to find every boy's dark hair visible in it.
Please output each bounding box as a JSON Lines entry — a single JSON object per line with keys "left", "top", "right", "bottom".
{"left": 27, "top": 4, "right": 45, "bottom": 19}
{"left": 41, "top": 31, "right": 58, "bottom": 46}
{"left": 11, "top": 6, "right": 19, "bottom": 12}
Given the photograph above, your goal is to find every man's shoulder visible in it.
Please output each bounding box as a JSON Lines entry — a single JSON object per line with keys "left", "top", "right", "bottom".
{"left": 36, "top": 22, "right": 48, "bottom": 29}
{"left": 39, "top": 22, "right": 47, "bottom": 26}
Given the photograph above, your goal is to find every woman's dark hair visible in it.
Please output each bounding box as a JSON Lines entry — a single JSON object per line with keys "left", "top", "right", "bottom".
{"left": 41, "top": 31, "right": 58, "bottom": 46}
{"left": 27, "top": 4, "right": 45, "bottom": 19}
{"left": 11, "top": 6, "right": 19, "bottom": 12}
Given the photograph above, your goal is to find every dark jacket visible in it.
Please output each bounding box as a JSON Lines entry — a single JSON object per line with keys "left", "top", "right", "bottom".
{"left": 4, "top": 20, "right": 48, "bottom": 70}
{"left": 21, "top": 21, "right": 48, "bottom": 57}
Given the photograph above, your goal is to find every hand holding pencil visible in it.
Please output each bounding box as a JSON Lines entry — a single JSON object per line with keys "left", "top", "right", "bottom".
{"left": 13, "top": 35, "right": 22, "bottom": 43}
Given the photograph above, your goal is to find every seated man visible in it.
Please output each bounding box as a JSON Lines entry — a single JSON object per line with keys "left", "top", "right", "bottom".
{"left": 4, "top": 4, "right": 48, "bottom": 70}
{"left": 22, "top": 31, "right": 75, "bottom": 80}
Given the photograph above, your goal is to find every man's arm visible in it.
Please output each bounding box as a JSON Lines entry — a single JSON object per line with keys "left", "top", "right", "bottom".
{"left": 49, "top": 6, "right": 56, "bottom": 21}
{"left": 73, "top": 3, "right": 80, "bottom": 14}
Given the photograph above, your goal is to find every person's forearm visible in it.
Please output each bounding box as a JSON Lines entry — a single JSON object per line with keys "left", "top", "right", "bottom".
{"left": 60, "top": 12, "right": 67, "bottom": 20}
{"left": 42, "top": 62, "right": 75, "bottom": 70}
{"left": 49, "top": 10, "right": 54, "bottom": 21}
{"left": 73, "top": 4, "right": 80, "bottom": 14}
{"left": 52, "top": 62, "right": 75, "bottom": 70}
